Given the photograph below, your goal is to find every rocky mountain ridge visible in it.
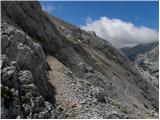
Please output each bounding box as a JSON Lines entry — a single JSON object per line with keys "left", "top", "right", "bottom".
{"left": 134, "top": 45, "right": 159, "bottom": 88}
{"left": 1, "top": 1, "right": 159, "bottom": 119}
{"left": 121, "top": 42, "right": 159, "bottom": 88}
{"left": 120, "top": 41, "right": 158, "bottom": 61}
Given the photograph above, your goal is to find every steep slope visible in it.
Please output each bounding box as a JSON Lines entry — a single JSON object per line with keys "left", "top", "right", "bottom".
{"left": 120, "top": 41, "right": 158, "bottom": 61}
{"left": 121, "top": 42, "right": 159, "bottom": 87}
{"left": 1, "top": 1, "right": 159, "bottom": 119}
{"left": 47, "top": 13, "right": 159, "bottom": 112}
{"left": 134, "top": 45, "right": 159, "bottom": 87}
{"left": 47, "top": 55, "right": 158, "bottom": 118}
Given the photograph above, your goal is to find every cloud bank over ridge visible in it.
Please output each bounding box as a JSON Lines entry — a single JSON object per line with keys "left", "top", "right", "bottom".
{"left": 81, "top": 17, "right": 158, "bottom": 48}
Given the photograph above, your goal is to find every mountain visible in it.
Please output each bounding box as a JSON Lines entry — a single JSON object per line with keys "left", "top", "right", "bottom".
{"left": 1, "top": 1, "right": 159, "bottom": 119}
{"left": 120, "top": 41, "right": 158, "bottom": 61}
{"left": 134, "top": 45, "right": 159, "bottom": 88}
{"left": 121, "top": 42, "right": 159, "bottom": 87}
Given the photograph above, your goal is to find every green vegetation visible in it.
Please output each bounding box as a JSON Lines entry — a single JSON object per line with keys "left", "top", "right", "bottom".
{"left": 121, "top": 107, "right": 129, "bottom": 114}
{"left": 108, "top": 98, "right": 120, "bottom": 109}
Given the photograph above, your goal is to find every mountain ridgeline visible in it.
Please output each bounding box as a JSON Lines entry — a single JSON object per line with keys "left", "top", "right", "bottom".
{"left": 120, "top": 41, "right": 158, "bottom": 61}
{"left": 1, "top": 1, "right": 159, "bottom": 119}
{"left": 121, "top": 42, "right": 159, "bottom": 88}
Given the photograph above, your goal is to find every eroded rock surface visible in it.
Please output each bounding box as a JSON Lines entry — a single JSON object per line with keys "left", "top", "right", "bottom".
{"left": 1, "top": 22, "right": 56, "bottom": 119}
{"left": 121, "top": 42, "right": 159, "bottom": 88}
{"left": 47, "top": 56, "right": 158, "bottom": 118}
{"left": 135, "top": 45, "right": 159, "bottom": 88}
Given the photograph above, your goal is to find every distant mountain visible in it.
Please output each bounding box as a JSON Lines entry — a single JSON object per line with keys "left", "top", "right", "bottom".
{"left": 134, "top": 45, "right": 159, "bottom": 88}
{"left": 120, "top": 41, "right": 158, "bottom": 61}
{"left": 121, "top": 42, "right": 159, "bottom": 88}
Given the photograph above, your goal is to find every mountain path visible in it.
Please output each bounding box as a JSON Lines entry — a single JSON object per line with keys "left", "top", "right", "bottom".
{"left": 46, "top": 55, "right": 77, "bottom": 116}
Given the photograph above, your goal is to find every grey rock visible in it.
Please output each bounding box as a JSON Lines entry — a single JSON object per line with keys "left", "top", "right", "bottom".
{"left": 88, "top": 31, "right": 97, "bottom": 37}
{"left": 107, "top": 111, "right": 124, "bottom": 119}
{"left": 121, "top": 42, "right": 159, "bottom": 88}
{"left": 1, "top": 98, "right": 9, "bottom": 119}
{"left": 1, "top": 21, "right": 55, "bottom": 100}
{"left": 18, "top": 70, "right": 56, "bottom": 119}
{"left": 1, "top": 54, "right": 10, "bottom": 68}
{"left": 18, "top": 70, "right": 34, "bottom": 85}
{"left": 1, "top": 66, "right": 17, "bottom": 88}
{"left": 90, "top": 87, "right": 106, "bottom": 103}
{"left": 8, "top": 98, "right": 23, "bottom": 119}
{"left": 1, "top": 22, "right": 56, "bottom": 118}
{"left": 1, "top": 1, "right": 159, "bottom": 119}
{"left": 120, "top": 41, "right": 158, "bottom": 61}
{"left": 2, "top": 1, "right": 66, "bottom": 54}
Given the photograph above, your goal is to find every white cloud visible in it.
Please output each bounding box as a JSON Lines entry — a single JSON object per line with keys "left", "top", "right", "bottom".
{"left": 86, "top": 16, "right": 92, "bottom": 23}
{"left": 81, "top": 17, "right": 158, "bottom": 48}
{"left": 41, "top": 4, "right": 63, "bottom": 14}
{"left": 42, "top": 4, "right": 55, "bottom": 14}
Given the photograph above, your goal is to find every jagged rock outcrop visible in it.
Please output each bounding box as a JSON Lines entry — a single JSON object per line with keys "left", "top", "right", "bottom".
{"left": 134, "top": 45, "right": 159, "bottom": 87}
{"left": 121, "top": 42, "right": 159, "bottom": 88}
{"left": 1, "top": 1, "right": 159, "bottom": 119}
{"left": 120, "top": 41, "right": 158, "bottom": 61}
{"left": 1, "top": 21, "right": 56, "bottom": 118}
{"left": 1, "top": 20, "right": 55, "bottom": 100}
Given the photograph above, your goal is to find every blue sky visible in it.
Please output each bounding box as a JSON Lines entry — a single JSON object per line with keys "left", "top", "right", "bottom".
{"left": 40, "top": 1, "right": 158, "bottom": 30}
{"left": 40, "top": 1, "right": 158, "bottom": 48}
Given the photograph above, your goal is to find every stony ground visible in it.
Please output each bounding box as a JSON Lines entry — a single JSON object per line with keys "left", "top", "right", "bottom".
{"left": 47, "top": 56, "right": 158, "bottom": 119}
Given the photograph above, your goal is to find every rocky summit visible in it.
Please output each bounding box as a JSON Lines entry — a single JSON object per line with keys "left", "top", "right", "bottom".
{"left": 1, "top": 1, "right": 159, "bottom": 119}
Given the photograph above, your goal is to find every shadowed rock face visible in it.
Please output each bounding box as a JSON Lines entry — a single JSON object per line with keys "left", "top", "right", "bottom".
{"left": 1, "top": 22, "right": 56, "bottom": 119}
{"left": 2, "top": 1, "right": 70, "bottom": 54}
{"left": 1, "top": 1, "right": 159, "bottom": 119}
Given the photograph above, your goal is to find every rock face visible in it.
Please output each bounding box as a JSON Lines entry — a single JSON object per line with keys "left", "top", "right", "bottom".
{"left": 1, "top": 21, "right": 56, "bottom": 119}
{"left": 134, "top": 45, "right": 159, "bottom": 88}
{"left": 2, "top": 1, "right": 69, "bottom": 54}
{"left": 121, "top": 42, "right": 159, "bottom": 88}
{"left": 1, "top": 20, "right": 55, "bottom": 100}
{"left": 120, "top": 41, "right": 158, "bottom": 61}
{"left": 1, "top": 1, "right": 159, "bottom": 119}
